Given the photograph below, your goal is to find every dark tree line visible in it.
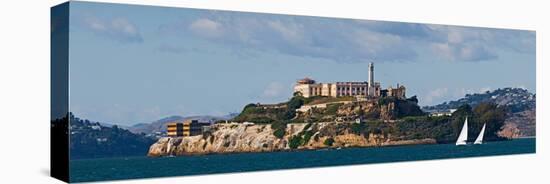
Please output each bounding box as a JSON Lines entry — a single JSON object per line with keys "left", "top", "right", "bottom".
{"left": 69, "top": 114, "right": 156, "bottom": 160}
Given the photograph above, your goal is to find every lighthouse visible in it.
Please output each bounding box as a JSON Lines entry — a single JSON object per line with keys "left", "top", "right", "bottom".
{"left": 368, "top": 62, "right": 374, "bottom": 96}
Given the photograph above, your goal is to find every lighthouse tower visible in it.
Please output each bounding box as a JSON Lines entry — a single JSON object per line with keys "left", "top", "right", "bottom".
{"left": 368, "top": 62, "right": 374, "bottom": 96}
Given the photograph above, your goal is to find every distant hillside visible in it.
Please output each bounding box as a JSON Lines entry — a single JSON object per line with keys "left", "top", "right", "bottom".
{"left": 127, "top": 114, "right": 238, "bottom": 135}
{"left": 423, "top": 88, "right": 535, "bottom": 113}
{"left": 127, "top": 115, "right": 185, "bottom": 135}
{"left": 423, "top": 88, "right": 535, "bottom": 138}
{"left": 69, "top": 114, "right": 156, "bottom": 159}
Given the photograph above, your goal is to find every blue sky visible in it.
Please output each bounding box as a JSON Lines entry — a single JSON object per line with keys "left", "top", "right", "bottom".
{"left": 66, "top": 1, "right": 535, "bottom": 126}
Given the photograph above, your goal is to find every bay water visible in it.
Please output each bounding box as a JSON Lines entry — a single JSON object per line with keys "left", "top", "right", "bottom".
{"left": 70, "top": 138, "right": 535, "bottom": 182}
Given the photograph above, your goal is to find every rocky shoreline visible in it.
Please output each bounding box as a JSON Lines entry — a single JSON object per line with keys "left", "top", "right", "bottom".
{"left": 148, "top": 122, "right": 436, "bottom": 157}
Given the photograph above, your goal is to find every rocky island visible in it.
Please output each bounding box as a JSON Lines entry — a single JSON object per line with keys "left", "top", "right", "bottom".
{"left": 147, "top": 94, "right": 504, "bottom": 157}
{"left": 147, "top": 64, "right": 525, "bottom": 157}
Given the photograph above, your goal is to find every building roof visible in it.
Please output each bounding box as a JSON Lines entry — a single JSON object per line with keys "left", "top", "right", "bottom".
{"left": 297, "top": 77, "right": 316, "bottom": 84}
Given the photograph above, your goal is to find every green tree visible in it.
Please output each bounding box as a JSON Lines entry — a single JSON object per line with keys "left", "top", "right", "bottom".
{"left": 350, "top": 123, "right": 365, "bottom": 135}
{"left": 287, "top": 96, "right": 305, "bottom": 110}
{"left": 324, "top": 137, "right": 335, "bottom": 146}
{"left": 272, "top": 121, "right": 287, "bottom": 139}
{"left": 288, "top": 135, "right": 303, "bottom": 149}
{"left": 302, "top": 131, "right": 314, "bottom": 146}
{"left": 273, "top": 128, "right": 285, "bottom": 139}
{"left": 473, "top": 102, "right": 507, "bottom": 141}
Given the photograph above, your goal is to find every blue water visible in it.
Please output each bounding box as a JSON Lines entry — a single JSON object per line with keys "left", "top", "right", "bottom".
{"left": 70, "top": 138, "right": 535, "bottom": 182}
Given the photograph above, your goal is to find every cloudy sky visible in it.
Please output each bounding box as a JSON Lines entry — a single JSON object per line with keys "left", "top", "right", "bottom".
{"left": 65, "top": 2, "right": 535, "bottom": 126}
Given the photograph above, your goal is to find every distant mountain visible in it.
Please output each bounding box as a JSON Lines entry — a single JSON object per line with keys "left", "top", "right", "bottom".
{"left": 423, "top": 87, "right": 535, "bottom": 138}
{"left": 69, "top": 114, "right": 156, "bottom": 160}
{"left": 127, "top": 115, "right": 185, "bottom": 135}
{"left": 127, "top": 113, "right": 238, "bottom": 135}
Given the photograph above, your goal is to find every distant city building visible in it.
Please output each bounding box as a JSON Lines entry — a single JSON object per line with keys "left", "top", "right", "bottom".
{"left": 166, "top": 120, "right": 211, "bottom": 137}
{"left": 293, "top": 62, "right": 405, "bottom": 99}
{"left": 428, "top": 109, "right": 457, "bottom": 117}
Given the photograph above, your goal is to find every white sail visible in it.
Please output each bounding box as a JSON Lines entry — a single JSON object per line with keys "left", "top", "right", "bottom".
{"left": 474, "top": 123, "right": 486, "bottom": 145}
{"left": 456, "top": 117, "right": 468, "bottom": 146}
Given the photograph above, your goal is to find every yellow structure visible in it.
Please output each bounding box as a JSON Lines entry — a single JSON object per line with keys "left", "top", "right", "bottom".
{"left": 166, "top": 122, "right": 184, "bottom": 137}
{"left": 167, "top": 120, "right": 211, "bottom": 137}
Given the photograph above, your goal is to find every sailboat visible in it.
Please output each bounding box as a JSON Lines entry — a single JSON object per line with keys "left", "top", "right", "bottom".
{"left": 474, "top": 123, "right": 486, "bottom": 145}
{"left": 456, "top": 117, "right": 468, "bottom": 146}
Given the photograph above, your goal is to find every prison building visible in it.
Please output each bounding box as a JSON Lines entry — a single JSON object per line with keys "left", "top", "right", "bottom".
{"left": 293, "top": 62, "right": 407, "bottom": 98}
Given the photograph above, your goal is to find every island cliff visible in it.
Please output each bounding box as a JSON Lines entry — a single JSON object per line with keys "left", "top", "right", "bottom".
{"left": 148, "top": 122, "right": 436, "bottom": 157}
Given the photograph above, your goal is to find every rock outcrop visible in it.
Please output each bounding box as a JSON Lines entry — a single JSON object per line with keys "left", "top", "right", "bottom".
{"left": 148, "top": 122, "right": 436, "bottom": 157}
{"left": 498, "top": 109, "right": 536, "bottom": 138}
{"left": 334, "top": 98, "right": 423, "bottom": 120}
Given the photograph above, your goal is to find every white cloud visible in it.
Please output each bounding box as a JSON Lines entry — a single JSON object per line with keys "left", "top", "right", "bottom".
{"left": 447, "top": 29, "right": 464, "bottom": 44}
{"left": 267, "top": 20, "right": 305, "bottom": 43}
{"left": 111, "top": 18, "right": 139, "bottom": 36}
{"left": 431, "top": 42, "right": 497, "bottom": 61}
{"left": 161, "top": 11, "right": 534, "bottom": 63}
{"left": 352, "top": 29, "right": 416, "bottom": 61}
{"left": 79, "top": 15, "right": 143, "bottom": 43}
{"left": 189, "top": 18, "right": 224, "bottom": 38}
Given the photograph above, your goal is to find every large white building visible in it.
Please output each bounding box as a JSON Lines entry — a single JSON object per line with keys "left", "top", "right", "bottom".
{"left": 293, "top": 62, "right": 405, "bottom": 99}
